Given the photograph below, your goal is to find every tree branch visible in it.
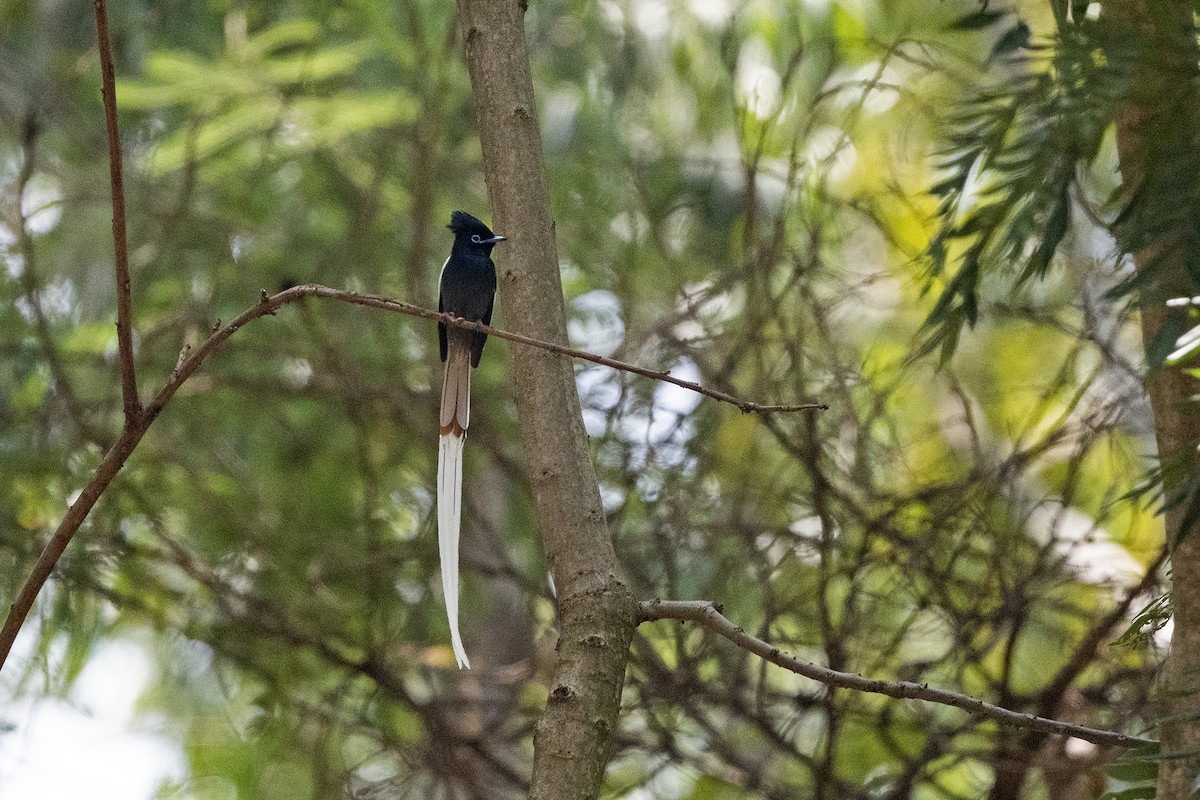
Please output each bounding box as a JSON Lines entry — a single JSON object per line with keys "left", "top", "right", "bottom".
{"left": 638, "top": 599, "right": 1154, "bottom": 750}
{"left": 93, "top": 0, "right": 139, "bottom": 420}
{"left": 143, "top": 284, "right": 824, "bottom": 423}
{"left": 0, "top": 284, "right": 823, "bottom": 673}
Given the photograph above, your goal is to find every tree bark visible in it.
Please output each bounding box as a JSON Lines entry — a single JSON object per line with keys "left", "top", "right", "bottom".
{"left": 454, "top": 3, "right": 639, "bottom": 799}
{"left": 1107, "top": 1, "right": 1200, "bottom": 796}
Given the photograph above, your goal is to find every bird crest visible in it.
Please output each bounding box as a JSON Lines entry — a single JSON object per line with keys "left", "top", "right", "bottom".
{"left": 448, "top": 210, "right": 496, "bottom": 240}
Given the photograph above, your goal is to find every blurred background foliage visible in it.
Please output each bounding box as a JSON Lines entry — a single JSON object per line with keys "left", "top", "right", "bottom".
{"left": 0, "top": 0, "right": 1169, "bottom": 798}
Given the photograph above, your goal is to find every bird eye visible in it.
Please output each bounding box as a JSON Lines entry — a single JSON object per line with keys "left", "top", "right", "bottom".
{"left": 471, "top": 234, "right": 482, "bottom": 244}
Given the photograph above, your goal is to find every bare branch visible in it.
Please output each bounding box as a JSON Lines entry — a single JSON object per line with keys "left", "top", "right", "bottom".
{"left": 93, "top": 0, "right": 139, "bottom": 419}
{"left": 481, "top": 319, "right": 827, "bottom": 414}
{"left": 638, "top": 599, "right": 1154, "bottom": 750}
{"left": 145, "top": 284, "right": 824, "bottom": 421}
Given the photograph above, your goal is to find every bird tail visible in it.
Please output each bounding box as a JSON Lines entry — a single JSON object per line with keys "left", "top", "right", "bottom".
{"left": 437, "top": 342, "right": 472, "bottom": 669}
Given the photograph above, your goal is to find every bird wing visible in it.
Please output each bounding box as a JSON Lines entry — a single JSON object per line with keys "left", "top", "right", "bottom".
{"left": 470, "top": 294, "right": 495, "bottom": 368}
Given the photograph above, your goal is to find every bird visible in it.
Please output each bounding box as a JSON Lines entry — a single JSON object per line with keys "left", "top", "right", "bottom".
{"left": 437, "top": 210, "right": 504, "bottom": 669}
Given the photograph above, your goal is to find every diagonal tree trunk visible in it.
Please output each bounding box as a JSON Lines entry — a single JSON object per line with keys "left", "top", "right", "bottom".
{"left": 1107, "top": 1, "right": 1200, "bottom": 796}
{"left": 454, "top": 2, "right": 639, "bottom": 798}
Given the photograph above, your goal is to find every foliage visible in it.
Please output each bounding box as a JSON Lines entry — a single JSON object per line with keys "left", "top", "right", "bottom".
{"left": 923, "top": 9, "right": 1127, "bottom": 363}
{"left": 1102, "top": 744, "right": 1159, "bottom": 800}
{"left": 0, "top": 0, "right": 1167, "bottom": 798}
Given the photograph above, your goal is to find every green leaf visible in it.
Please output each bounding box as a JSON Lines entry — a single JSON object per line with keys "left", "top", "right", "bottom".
{"left": 1166, "top": 322, "right": 1200, "bottom": 365}
{"left": 1116, "top": 594, "right": 1171, "bottom": 647}
{"left": 243, "top": 18, "right": 322, "bottom": 56}
{"left": 149, "top": 101, "right": 281, "bottom": 174}
{"left": 119, "top": 52, "right": 257, "bottom": 109}
{"left": 291, "top": 91, "right": 418, "bottom": 142}
{"left": 987, "top": 22, "right": 1031, "bottom": 63}
{"left": 1100, "top": 788, "right": 1157, "bottom": 800}
{"left": 1022, "top": 185, "right": 1070, "bottom": 283}
{"left": 938, "top": 321, "right": 962, "bottom": 366}
{"left": 1107, "top": 745, "right": 1161, "bottom": 783}
{"left": 262, "top": 43, "right": 370, "bottom": 86}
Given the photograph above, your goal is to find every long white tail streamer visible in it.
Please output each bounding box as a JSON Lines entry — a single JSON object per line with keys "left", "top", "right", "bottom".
{"left": 437, "top": 431, "right": 469, "bottom": 669}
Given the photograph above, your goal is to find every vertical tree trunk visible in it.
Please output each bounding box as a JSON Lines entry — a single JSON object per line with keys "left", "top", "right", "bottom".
{"left": 454, "top": 2, "right": 639, "bottom": 798}
{"left": 1107, "top": 1, "right": 1200, "bottom": 796}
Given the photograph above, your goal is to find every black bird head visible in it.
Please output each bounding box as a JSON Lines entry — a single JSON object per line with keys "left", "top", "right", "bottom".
{"left": 448, "top": 211, "right": 506, "bottom": 252}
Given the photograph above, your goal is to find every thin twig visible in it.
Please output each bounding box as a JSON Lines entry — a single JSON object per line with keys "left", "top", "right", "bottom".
{"left": 93, "top": 0, "right": 139, "bottom": 419}
{"left": 637, "top": 599, "right": 1154, "bottom": 750}
{"left": 0, "top": 285, "right": 824, "bottom": 673}
{"left": 479, "top": 318, "right": 826, "bottom": 414}
{"left": 213, "top": 285, "right": 825, "bottom": 415}
{"left": 140, "top": 284, "right": 824, "bottom": 420}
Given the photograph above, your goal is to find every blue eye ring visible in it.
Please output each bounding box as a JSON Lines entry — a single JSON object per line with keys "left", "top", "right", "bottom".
{"left": 471, "top": 234, "right": 482, "bottom": 244}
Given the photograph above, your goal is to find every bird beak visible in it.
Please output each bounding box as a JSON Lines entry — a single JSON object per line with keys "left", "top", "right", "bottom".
{"left": 485, "top": 235, "right": 507, "bottom": 244}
